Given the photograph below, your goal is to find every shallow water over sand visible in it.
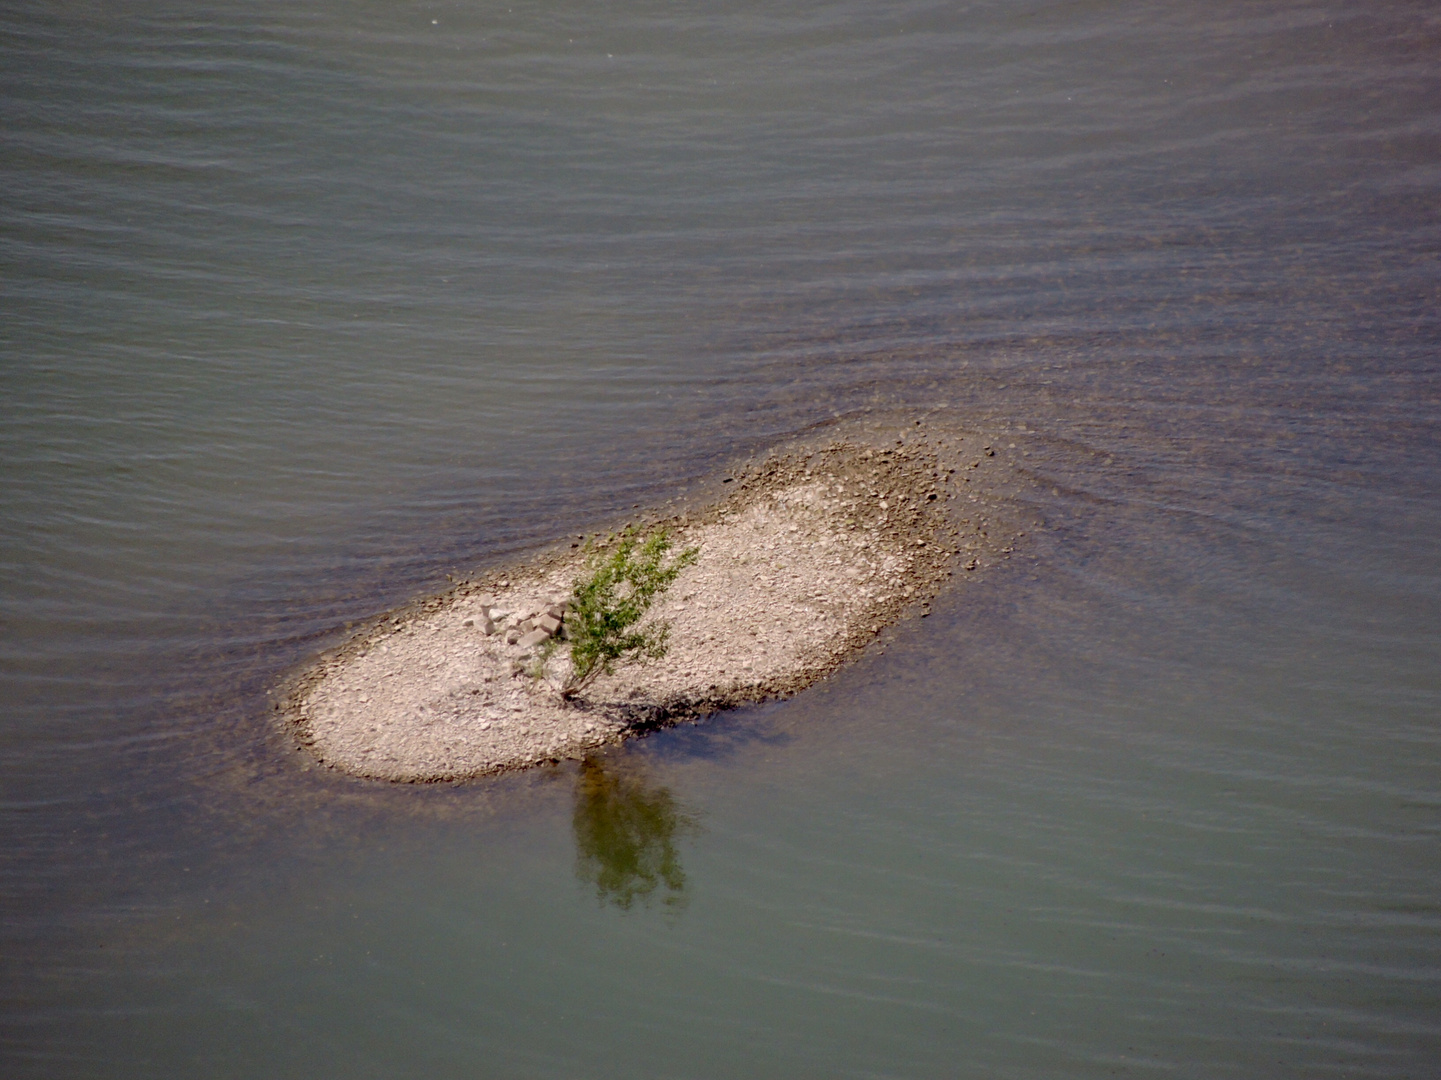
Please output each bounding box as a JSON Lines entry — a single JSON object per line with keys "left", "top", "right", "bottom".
{"left": 3, "top": 1, "right": 1439, "bottom": 1075}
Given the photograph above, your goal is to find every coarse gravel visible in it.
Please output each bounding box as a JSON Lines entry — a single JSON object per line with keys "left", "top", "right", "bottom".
{"left": 283, "top": 434, "right": 1024, "bottom": 781}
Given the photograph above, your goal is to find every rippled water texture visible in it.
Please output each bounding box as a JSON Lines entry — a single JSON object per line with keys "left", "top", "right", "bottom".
{"left": 3, "top": 1, "right": 1439, "bottom": 1076}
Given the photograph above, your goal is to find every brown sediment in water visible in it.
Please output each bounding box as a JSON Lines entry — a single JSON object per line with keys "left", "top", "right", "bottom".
{"left": 281, "top": 431, "right": 1023, "bottom": 782}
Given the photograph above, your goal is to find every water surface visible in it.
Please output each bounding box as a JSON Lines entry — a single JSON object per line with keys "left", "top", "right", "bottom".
{"left": 2, "top": 1, "right": 1439, "bottom": 1076}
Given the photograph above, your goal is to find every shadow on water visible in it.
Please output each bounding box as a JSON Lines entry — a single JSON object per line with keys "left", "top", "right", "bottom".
{"left": 572, "top": 755, "right": 697, "bottom": 912}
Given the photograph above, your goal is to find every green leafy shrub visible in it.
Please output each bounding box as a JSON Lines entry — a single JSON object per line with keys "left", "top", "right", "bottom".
{"left": 562, "top": 527, "right": 698, "bottom": 698}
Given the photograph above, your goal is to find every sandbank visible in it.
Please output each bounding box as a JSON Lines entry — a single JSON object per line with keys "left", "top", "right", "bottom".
{"left": 284, "top": 435, "right": 1021, "bottom": 781}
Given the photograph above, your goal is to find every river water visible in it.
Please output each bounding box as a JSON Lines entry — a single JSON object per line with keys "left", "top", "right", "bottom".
{"left": 3, "top": 1, "right": 1439, "bottom": 1076}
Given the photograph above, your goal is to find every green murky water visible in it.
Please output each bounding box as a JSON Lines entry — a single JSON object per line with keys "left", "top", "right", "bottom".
{"left": 3, "top": 1, "right": 1438, "bottom": 1075}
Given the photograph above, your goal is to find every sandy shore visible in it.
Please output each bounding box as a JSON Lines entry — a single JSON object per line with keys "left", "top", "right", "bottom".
{"left": 284, "top": 433, "right": 1021, "bottom": 781}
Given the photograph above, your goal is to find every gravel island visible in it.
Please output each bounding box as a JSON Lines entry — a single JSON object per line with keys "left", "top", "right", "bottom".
{"left": 284, "top": 434, "right": 1021, "bottom": 781}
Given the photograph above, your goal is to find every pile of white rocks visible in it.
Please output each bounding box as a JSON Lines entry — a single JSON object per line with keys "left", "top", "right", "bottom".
{"left": 463, "top": 600, "right": 570, "bottom": 651}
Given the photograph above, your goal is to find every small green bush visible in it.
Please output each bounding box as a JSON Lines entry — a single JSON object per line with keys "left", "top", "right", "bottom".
{"left": 562, "top": 527, "right": 698, "bottom": 698}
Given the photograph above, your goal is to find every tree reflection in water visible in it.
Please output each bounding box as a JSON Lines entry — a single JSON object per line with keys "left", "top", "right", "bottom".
{"left": 572, "top": 756, "right": 696, "bottom": 911}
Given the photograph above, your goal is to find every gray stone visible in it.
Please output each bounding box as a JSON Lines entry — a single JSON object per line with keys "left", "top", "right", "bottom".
{"left": 546, "top": 603, "right": 568, "bottom": 619}
{"left": 537, "top": 613, "right": 562, "bottom": 636}
{"left": 504, "top": 628, "right": 522, "bottom": 644}
{"left": 518, "top": 628, "right": 550, "bottom": 649}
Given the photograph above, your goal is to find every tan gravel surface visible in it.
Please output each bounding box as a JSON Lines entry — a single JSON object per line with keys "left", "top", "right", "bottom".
{"left": 284, "top": 435, "right": 1021, "bottom": 781}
